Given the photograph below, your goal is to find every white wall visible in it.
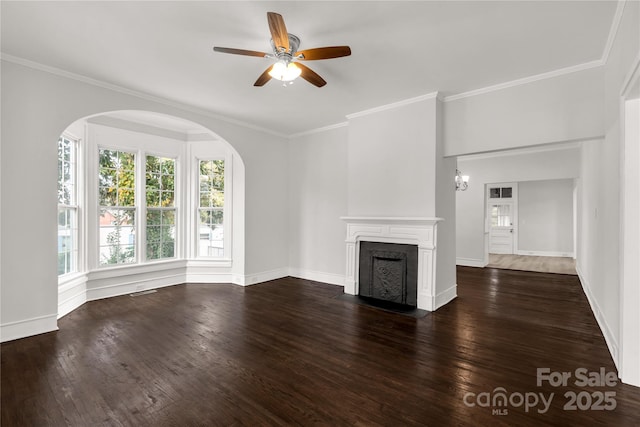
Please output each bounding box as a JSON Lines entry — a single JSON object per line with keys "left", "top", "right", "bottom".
{"left": 288, "top": 125, "right": 348, "bottom": 285}
{"left": 346, "top": 95, "right": 457, "bottom": 307}
{"left": 621, "top": 95, "right": 640, "bottom": 386}
{"left": 456, "top": 146, "right": 580, "bottom": 266}
{"left": 434, "top": 98, "right": 457, "bottom": 306}
{"left": 444, "top": 66, "right": 604, "bottom": 157}
{"left": 0, "top": 60, "right": 290, "bottom": 341}
{"left": 288, "top": 95, "right": 457, "bottom": 306}
{"left": 576, "top": 0, "right": 640, "bottom": 378}
{"left": 518, "top": 179, "right": 574, "bottom": 255}
{"left": 347, "top": 97, "right": 437, "bottom": 217}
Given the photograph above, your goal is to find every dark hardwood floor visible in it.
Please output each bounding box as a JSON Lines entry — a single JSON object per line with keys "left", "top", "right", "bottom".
{"left": 2, "top": 267, "right": 639, "bottom": 426}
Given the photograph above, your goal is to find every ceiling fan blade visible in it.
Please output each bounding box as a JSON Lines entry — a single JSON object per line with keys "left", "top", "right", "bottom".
{"left": 295, "top": 46, "right": 352, "bottom": 60}
{"left": 213, "top": 47, "right": 269, "bottom": 58}
{"left": 267, "top": 12, "right": 289, "bottom": 52}
{"left": 254, "top": 66, "right": 274, "bottom": 87}
{"left": 296, "top": 63, "right": 326, "bottom": 87}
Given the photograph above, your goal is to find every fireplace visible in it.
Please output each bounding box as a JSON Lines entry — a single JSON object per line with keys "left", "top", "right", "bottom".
{"left": 359, "top": 241, "right": 418, "bottom": 307}
{"left": 341, "top": 217, "right": 442, "bottom": 311}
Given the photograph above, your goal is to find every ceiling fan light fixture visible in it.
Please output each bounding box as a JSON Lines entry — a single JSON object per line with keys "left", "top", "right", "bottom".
{"left": 268, "top": 61, "right": 301, "bottom": 82}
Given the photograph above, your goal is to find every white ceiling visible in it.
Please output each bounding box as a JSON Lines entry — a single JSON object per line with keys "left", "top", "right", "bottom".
{"left": 1, "top": 1, "right": 617, "bottom": 136}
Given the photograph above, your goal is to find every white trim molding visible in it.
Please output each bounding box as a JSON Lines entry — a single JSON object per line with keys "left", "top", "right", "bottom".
{"left": 235, "top": 267, "right": 290, "bottom": 287}
{"left": 515, "top": 250, "right": 575, "bottom": 258}
{"left": 456, "top": 257, "right": 487, "bottom": 268}
{"left": 58, "top": 273, "right": 89, "bottom": 319}
{"left": 0, "top": 314, "right": 59, "bottom": 343}
{"left": 436, "top": 285, "right": 458, "bottom": 309}
{"left": 576, "top": 264, "right": 619, "bottom": 369}
{"left": 87, "top": 273, "right": 186, "bottom": 301}
{"left": 288, "top": 122, "right": 348, "bottom": 139}
{"left": 346, "top": 92, "right": 441, "bottom": 120}
{"left": 0, "top": 53, "right": 287, "bottom": 138}
{"left": 443, "top": 61, "right": 603, "bottom": 102}
{"left": 619, "top": 54, "right": 640, "bottom": 387}
{"left": 288, "top": 268, "right": 346, "bottom": 287}
{"left": 341, "top": 217, "right": 442, "bottom": 311}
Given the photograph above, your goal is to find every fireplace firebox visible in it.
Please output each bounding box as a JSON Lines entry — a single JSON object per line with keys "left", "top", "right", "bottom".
{"left": 358, "top": 241, "right": 418, "bottom": 307}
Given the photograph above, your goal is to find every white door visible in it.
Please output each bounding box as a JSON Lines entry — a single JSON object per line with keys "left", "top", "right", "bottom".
{"left": 487, "top": 184, "right": 517, "bottom": 254}
{"left": 489, "top": 202, "right": 514, "bottom": 254}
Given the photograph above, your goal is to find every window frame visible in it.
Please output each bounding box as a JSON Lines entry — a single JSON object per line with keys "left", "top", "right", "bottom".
{"left": 144, "top": 153, "right": 178, "bottom": 263}
{"left": 57, "top": 133, "right": 82, "bottom": 279}
{"left": 95, "top": 144, "right": 183, "bottom": 269}
{"left": 194, "top": 155, "right": 232, "bottom": 261}
{"left": 97, "top": 147, "right": 139, "bottom": 267}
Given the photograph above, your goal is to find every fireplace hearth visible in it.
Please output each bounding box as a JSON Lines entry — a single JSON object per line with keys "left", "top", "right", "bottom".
{"left": 359, "top": 241, "right": 418, "bottom": 307}
{"left": 341, "top": 216, "right": 443, "bottom": 311}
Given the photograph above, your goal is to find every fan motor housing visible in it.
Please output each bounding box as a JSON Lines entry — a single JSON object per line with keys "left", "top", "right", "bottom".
{"left": 271, "top": 33, "right": 300, "bottom": 60}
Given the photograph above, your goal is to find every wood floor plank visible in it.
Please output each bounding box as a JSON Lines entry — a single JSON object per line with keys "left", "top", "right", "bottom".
{"left": 2, "top": 268, "right": 639, "bottom": 426}
{"left": 487, "top": 254, "right": 577, "bottom": 275}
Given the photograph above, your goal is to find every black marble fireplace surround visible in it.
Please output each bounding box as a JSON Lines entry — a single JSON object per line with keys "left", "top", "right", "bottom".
{"left": 358, "top": 241, "right": 419, "bottom": 307}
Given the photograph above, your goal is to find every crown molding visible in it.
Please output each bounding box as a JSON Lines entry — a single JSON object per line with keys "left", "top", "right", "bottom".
{"left": 443, "top": 60, "right": 603, "bottom": 102}
{"left": 346, "top": 92, "right": 441, "bottom": 120}
{"left": 456, "top": 139, "right": 594, "bottom": 162}
{"left": 1, "top": 0, "right": 626, "bottom": 137}
{"left": 288, "top": 122, "right": 348, "bottom": 139}
{"left": 444, "top": 1, "right": 625, "bottom": 103}
{"left": 601, "top": 1, "right": 627, "bottom": 65}
{"left": 620, "top": 51, "right": 640, "bottom": 97}
{"left": 0, "top": 53, "right": 288, "bottom": 139}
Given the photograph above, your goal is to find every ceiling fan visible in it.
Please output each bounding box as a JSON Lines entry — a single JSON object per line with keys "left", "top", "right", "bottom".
{"left": 213, "top": 12, "right": 351, "bottom": 87}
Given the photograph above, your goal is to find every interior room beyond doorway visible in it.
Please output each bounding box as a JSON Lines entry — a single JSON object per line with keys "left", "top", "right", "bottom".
{"left": 487, "top": 253, "right": 577, "bottom": 275}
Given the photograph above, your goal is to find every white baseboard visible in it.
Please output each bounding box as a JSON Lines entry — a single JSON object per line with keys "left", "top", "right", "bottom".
{"left": 186, "top": 272, "right": 233, "bottom": 283}
{"left": 435, "top": 285, "right": 457, "bottom": 310}
{"left": 288, "top": 268, "right": 345, "bottom": 286}
{"left": 515, "top": 250, "right": 575, "bottom": 258}
{"left": 237, "top": 267, "right": 289, "bottom": 286}
{"left": 87, "top": 273, "right": 185, "bottom": 301}
{"left": 58, "top": 273, "right": 88, "bottom": 319}
{"left": 576, "top": 264, "right": 619, "bottom": 369}
{"left": 0, "top": 313, "right": 58, "bottom": 343}
{"left": 456, "top": 257, "right": 487, "bottom": 267}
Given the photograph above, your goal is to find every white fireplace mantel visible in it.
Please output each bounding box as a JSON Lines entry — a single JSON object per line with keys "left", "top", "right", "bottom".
{"left": 340, "top": 216, "right": 443, "bottom": 311}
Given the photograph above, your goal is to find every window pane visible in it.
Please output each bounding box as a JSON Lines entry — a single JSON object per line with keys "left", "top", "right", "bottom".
{"left": 99, "top": 149, "right": 136, "bottom": 208}
{"left": 99, "top": 208, "right": 136, "bottom": 265}
{"left": 161, "top": 191, "right": 174, "bottom": 207}
{"left": 146, "top": 208, "right": 175, "bottom": 261}
{"left": 99, "top": 149, "right": 117, "bottom": 168}
{"left": 198, "top": 208, "right": 223, "bottom": 257}
{"left": 490, "top": 204, "right": 511, "bottom": 227}
{"left": 490, "top": 188, "right": 500, "bottom": 198}
{"left": 501, "top": 187, "right": 513, "bottom": 198}
{"left": 162, "top": 210, "right": 175, "bottom": 225}
{"left": 162, "top": 174, "right": 175, "bottom": 192}
{"left": 119, "top": 151, "right": 135, "bottom": 169}
{"left": 147, "top": 210, "right": 161, "bottom": 225}
{"left": 118, "top": 188, "right": 135, "bottom": 206}
{"left": 146, "top": 189, "right": 161, "bottom": 207}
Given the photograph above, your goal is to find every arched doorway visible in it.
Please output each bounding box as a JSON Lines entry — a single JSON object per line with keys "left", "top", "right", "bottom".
{"left": 56, "top": 110, "right": 246, "bottom": 318}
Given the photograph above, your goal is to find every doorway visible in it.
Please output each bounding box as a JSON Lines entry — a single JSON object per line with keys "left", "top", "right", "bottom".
{"left": 487, "top": 183, "right": 516, "bottom": 254}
